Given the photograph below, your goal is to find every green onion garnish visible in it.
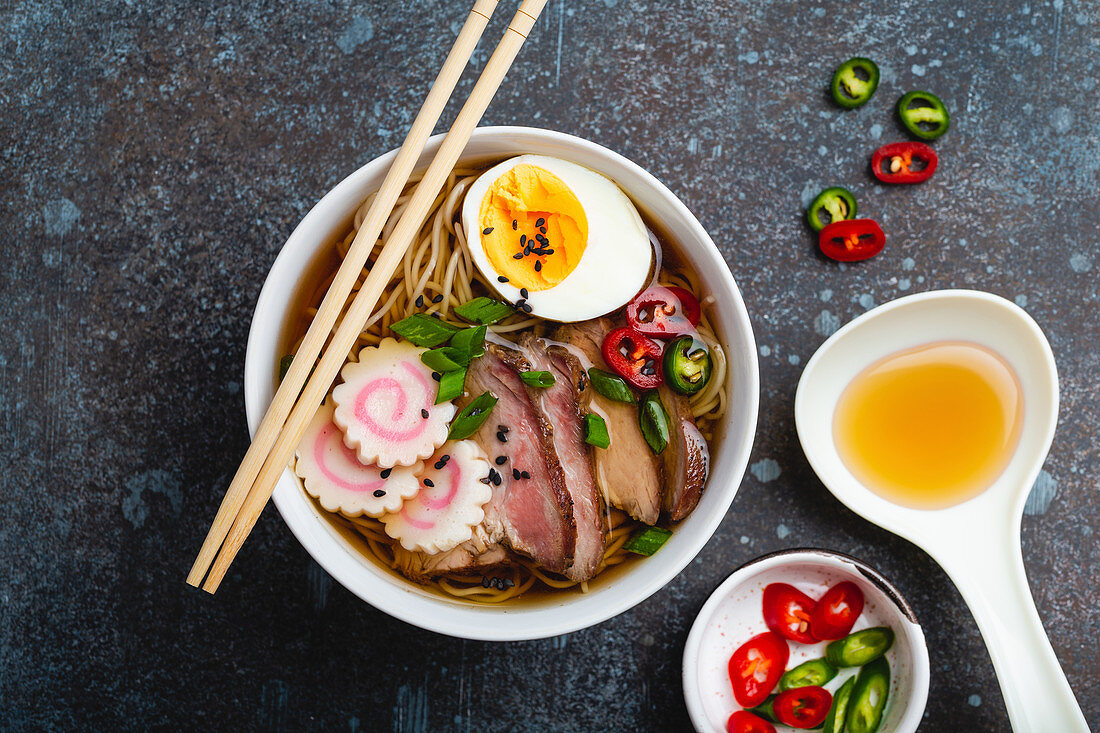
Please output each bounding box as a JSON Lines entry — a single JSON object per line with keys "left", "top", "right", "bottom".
{"left": 435, "top": 369, "right": 467, "bottom": 404}
{"left": 448, "top": 325, "right": 487, "bottom": 361}
{"left": 623, "top": 526, "right": 672, "bottom": 556}
{"left": 448, "top": 391, "right": 498, "bottom": 440}
{"left": 520, "top": 370, "right": 555, "bottom": 389}
{"left": 278, "top": 354, "right": 294, "bottom": 381}
{"left": 583, "top": 413, "right": 610, "bottom": 449}
{"left": 420, "top": 348, "right": 464, "bottom": 374}
{"left": 638, "top": 391, "right": 670, "bottom": 454}
{"left": 454, "top": 297, "right": 515, "bottom": 325}
{"left": 391, "top": 313, "right": 459, "bottom": 347}
{"left": 588, "top": 368, "right": 635, "bottom": 404}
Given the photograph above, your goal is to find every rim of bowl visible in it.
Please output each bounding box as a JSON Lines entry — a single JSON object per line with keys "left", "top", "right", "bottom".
{"left": 243, "top": 126, "right": 760, "bottom": 640}
{"left": 682, "top": 548, "right": 930, "bottom": 733}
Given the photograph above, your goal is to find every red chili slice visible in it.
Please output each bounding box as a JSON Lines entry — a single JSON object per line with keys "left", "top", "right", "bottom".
{"left": 762, "top": 583, "right": 819, "bottom": 644}
{"left": 727, "top": 631, "right": 790, "bottom": 708}
{"left": 871, "top": 141, "right": 938, "bottom": 184}
{"left": 818, "top": 219, "right": 885, "bottom": 262}
{"left": 727, "top": 710, "right": 777, "bottom": 733}
{"left": 810, "top": 581, "right": 865, "bottom": 640}
{"left": 625, "top": 285, "right": 701, "bottom": 338}
{"left": 601, "top": 327, "right": 664, "bottom": 390}
{"left": 773, "top": 686, "right": 833, "bottom": 729}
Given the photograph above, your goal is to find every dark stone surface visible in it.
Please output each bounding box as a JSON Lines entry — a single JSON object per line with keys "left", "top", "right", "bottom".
{"left": 2, "top": 0, "right": 1097, "bottom": 730}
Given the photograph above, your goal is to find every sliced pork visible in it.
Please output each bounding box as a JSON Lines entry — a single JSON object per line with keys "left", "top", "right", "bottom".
{"left": 393, "top": 541, "right": 510, "bottom": 583}
{"left": 459, "top": 342, "right": 576, "bottom": 573}
{"left": 518, "top": 333, "right": 606, "bottom": 582}
{"left": 658, "top": 384, "right": 710, "bottom": 520}
{"left": 551, "top": 318, "right": 663, "bottom": 525}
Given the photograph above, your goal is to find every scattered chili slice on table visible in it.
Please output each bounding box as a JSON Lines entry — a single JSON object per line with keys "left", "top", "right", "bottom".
{"left": 897, "top": 90, "right": 950, "bottom": 140}
{"left": 773, "top": 686, "right": 833, "bottom": 729}
{"left": 762, "top": 583, "right": 819, "bottom": 644}
{"left": 728, "top": 631, "right": 790, "bottom": 708}
{"left": 831, "top": 57, "right": 880, "bottom": 108}
{"left": 727, "top": 710, "right": 777, "bottom": 733}
{"left": 602, "top": 327, "right": 664, "bottom": 390}
{"left": 807, "top": 186, "right": 858, "bottom": 232}
{"left": 871, "top": 141, "right": 938, "bottom": 184}
{"left": 818, "top": 219, "right": 885, "bottom": 262}
{"left": 625, "top": 285, "right": 701, "bottom": 338}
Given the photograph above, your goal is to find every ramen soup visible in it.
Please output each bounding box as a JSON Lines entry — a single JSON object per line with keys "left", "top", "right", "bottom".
{"left": 833, "top": 341, "right": 1023, "bottom": 510}
{"left": 282, "top": 155, "right": 729, "bottom": 603}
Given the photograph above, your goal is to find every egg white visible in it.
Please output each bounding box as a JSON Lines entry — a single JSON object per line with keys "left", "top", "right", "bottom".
{"left": 461, "top": 155, "right": 653, "bottom": 323}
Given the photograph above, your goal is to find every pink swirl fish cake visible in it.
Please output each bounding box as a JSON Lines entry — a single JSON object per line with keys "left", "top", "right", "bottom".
{"left": 294, "top": 402, "right": 421, "bottom": 517}
{"left": 381, "top": 440, "right": 492, "bottom": 554}
{"left": 332, "top": 338, "right": 455, "bottom": 468}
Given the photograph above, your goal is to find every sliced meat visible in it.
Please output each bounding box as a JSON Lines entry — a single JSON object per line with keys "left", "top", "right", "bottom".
{"left": 518, "top": 332, "right": 606, "bottom": 582}
{"left": 551, "top": 318, "right": 663, "bottom": 525}
{"left": 658, "top": 384, "right": 710, "bottom": 520}
{"left": 459, "top": 341, "right": 576, "bottom": 573}
{"left": 393, "top": 540, "right": 511, "bottom": 583}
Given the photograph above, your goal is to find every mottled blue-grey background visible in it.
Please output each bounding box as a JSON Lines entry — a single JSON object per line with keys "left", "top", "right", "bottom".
{"left": 2, "top": 0, "right": 1098, "bottom": 730}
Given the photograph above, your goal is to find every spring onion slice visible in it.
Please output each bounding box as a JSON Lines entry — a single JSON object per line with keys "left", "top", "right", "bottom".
{"left": 624, "top": 526, "right": 672, "bottom": 556}
{"left": 520, "top": 370, "right": 555, "bottom": 388}
{"left": 391, "top": 313, "right": 459, "bottom": 347}
{"left": 588, "top": 368, "right": 635, "bottom": 403}
{"left": 453, "top": 297, "right": 515, "bottom": 325}
{"left": 583, "top": 413, "right": 610, "bottom": 448}
{"left": 448, "top": 391, "right": 498, "bottom": 440}
{"left": 435, "top": 369, "right": 467, "bottom": 405}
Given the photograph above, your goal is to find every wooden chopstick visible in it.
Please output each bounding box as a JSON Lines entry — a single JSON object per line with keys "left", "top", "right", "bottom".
{"left": 197, "top": 0, "right": 550, "bottom": 593}
{"left": 185, "top": 0, "right": 501, "bottom": 589}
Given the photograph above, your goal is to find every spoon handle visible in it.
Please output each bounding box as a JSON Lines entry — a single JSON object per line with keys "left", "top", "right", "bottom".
{"left": 933, "top": 522, "right": 1089, "bottom": 731}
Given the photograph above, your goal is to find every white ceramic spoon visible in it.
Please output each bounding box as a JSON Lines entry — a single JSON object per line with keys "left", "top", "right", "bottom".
{"left": 795, "top": 289, "right": 1088, "bottom": 732}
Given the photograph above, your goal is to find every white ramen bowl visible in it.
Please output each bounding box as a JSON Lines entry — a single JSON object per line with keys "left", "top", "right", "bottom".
{"left": 243, "top": 127, "right": 759, "bottom": 640}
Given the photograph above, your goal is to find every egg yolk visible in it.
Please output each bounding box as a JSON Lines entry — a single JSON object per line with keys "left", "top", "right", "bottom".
{"left": 478, "top": 164, "right": 588, "bottom": 291}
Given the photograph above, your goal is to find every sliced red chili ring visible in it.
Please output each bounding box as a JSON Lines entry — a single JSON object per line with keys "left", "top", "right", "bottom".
{"left": 871, "top": 142, "right": 938, "bottom": 184}
{"left": 625, "top": 285, "right": 701, "bottom": 338}
{"left": 601, "top": 327, "right": 664, "bottom": 390}
{"left": 818, "top": 219, "right": 885, "bottom": 262}
{"left": 773, "top": 686, "right": 833, "bottom": 729}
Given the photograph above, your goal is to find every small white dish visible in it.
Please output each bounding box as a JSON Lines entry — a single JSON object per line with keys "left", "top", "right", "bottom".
{"left": 243, "top": 126, "right": 760, "bottom": 640}
{"left": 795, "top": 289, "right": 1088, "bottom": 730}
{"left": 683, "top": 549, "right": 929, "bottom": 733}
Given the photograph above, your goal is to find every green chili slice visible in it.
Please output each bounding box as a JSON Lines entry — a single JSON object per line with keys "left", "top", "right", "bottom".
{"left": 587, "top": 368, "right": 636, "bottom": 404}
{"left": 825, "top": 626, "right": 895, "bottom": 668}
{"left": 623, "top": 525, "right": 672, "bottom": 556}
{"left": 638, "top": 391, "right": 670, "bottom": 454}
{"left": 447, "top": 391, "right": 497, "bottom": 440}
{"left": 747, "top": 696, "right": 779, "bottom": 724}
{"left": 583, "top": 413, "right": 611, "bottom": 449}
{"left": 822, "top": 676, "right": 856, "bottom": 733}
{"left": 520, "top": 370, "right": 555, "bottom": 389}
{"left": 845, "top": 657, "right": 890, "bottom": 733}
{"left": 778, "top": 658, "right": 838, "bottom": 692}
{"left": 663, "top": 335, "right": 712, "bottom": 395}
{"left": 807, "top": 186, "right": 858, "bottom": 232}
{"left": 832, "top": 57, "right": 880, "bottom": 108}
{"left": 897, "top": 90, "right": 950, "bottom": 140}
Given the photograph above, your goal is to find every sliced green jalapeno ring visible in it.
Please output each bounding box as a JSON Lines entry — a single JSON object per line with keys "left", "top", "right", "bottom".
{"left": 845, "top": 657, "right": 890, "bottom": 733}
{"left": 897, "top": 90, "right": 950, "bottom": 140}
{"left": 807, "top": 186, "right": 858, "bottom": 232}
{"left": 778, "top": 657, "right": 838, "bottom": 692}
{"left": 746, "top": 695, "right": 779, "bottom": 724}
{"left": 822, "top": 676, "right": 856, "bottom": 733}
{"left": 832, "top": 57, "right": 880, "bottom": 108}
{"left": 825, "top": 626, "right": 895, "bottom": 667}
{"left": 663, "top": 335, "right": 712, "bottom": 395}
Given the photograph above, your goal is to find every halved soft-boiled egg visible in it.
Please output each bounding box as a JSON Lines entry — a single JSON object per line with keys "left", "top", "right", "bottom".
{"left": 461, "top": 155, "right": 652, "bottom": 322}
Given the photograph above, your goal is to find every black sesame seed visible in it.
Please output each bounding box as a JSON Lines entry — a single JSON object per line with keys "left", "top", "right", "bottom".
{"left": 431, "top": 371, "right": 442, "bottom": 381}
{"left": 539, "top": 226, "right": 547, "bottom": 235}
{"left": 479, "top": 476, "right": 491, "bottom": 485}
{"left": 511, "top": 219, "right": 518, "bottom": 230}
{"left": 520, "top": 234, "right": 527, "bottom": 245}
{"left": 521, "top": 470, "right": 531, "bottom": 479}
{"left": 421, "top": 408, "right": 430, "bottom": 419}
{"left": 496, "top": 431, "right": 507, "bottom": 443}
{"left": 523, "top": 244, "right": 532, "bottom": 255}
{"left": 441, "top": 454, "right": 450, "bottom": 462}
{"left": 432, "top": 294, "right": 443, "bottom": 303}
{"left": 481, "top": 576, "right": 491, "bottom": 588}
{"left": 430, "top": 312, "right": 441, "bottom": 319}
{"left": 520, "top": 287, "right": 529, "bottom": 298}
{"left": 515, "top": 298, "right": 526, "bottom": 309}
{"left": 534, "top": 261, "right": 542, "bottom": 272}
{"left": 498, "top": 425, "right": 509, "bottom": 432}
{"left": 434, "top": 460, "right": 445, "bottom": 469}
{"left": 544, "top": 248, "right": 554, "bottom": 255}
{"left": 503, "top": 577, "right": 515, "bottom": 588}
{"left": 535, "top": 217, "right": 545, "bottom": 227}
{"left": 512, "top": 468, "right": 521, "bottom": 480}
{"left": 415, "top": 295, "right": 424, "bottom": 307}
{"left": 495, "top": 455, "right": 507, "bottom": 465}
{"left": 372, "top": 489, "right": 386, "bottom": 498}
{"left": 491, "top": 470, "right": 502, "bottom": 486}
{"left": 498, "top": 275, "right": 509, "bottom": 283}
{"left": 423, "top": 478, "right": 434, "bottom": 487}
{"left": 380, "top": 468, "right": 392, "bottom": 479}
{"left": 483, "top": 227, "right": 494, "bottom": 235}
{"left": 513, "top": 253, "right": 523, "bottom": 260}
{"left": 522, "top": 303, "right": 533, "bottom": 313}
